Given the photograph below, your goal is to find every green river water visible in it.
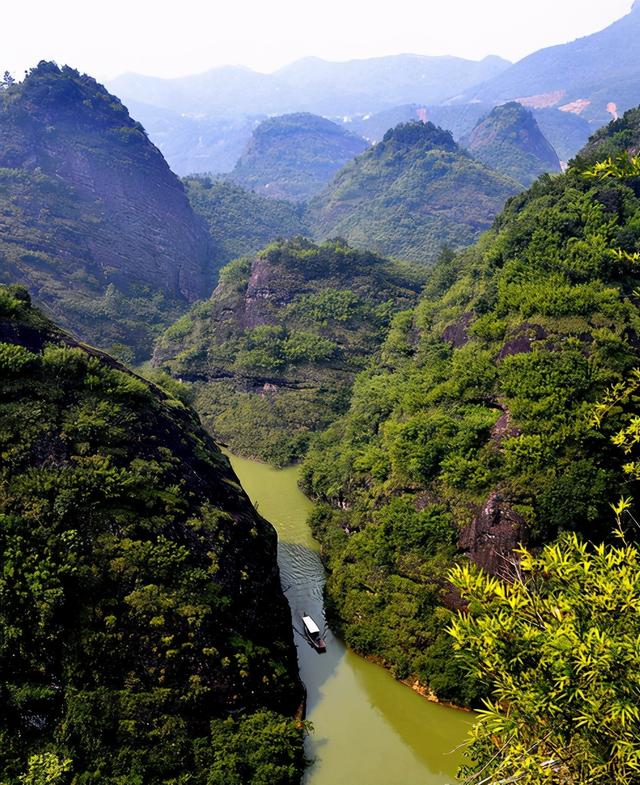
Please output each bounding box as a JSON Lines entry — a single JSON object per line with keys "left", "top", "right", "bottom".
{"left": 227, "top": 453, "right": 473, "bottom": 785}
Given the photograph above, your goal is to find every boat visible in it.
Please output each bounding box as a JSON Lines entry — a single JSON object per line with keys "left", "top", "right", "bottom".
{"left": 302, "top": 614, "right": 327, "bottom": 652}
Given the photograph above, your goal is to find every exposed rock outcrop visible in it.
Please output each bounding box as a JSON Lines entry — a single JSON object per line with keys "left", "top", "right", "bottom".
{"left": 0, "top": 62, "right": 216, "bottom": 358}
{"left": 459, "top": 492, "right": 526, "bottom": 578}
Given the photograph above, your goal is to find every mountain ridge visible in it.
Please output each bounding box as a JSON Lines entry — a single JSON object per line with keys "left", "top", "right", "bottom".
{"left": 108, "top": 53, "right": 511, "bottom": 117}
{"left": 456, "top": 4, "right": 640, "bottom": 129}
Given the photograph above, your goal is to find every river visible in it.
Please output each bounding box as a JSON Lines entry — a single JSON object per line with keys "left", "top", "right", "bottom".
{"left": 227, "top": 453, "right": 473, "bottom": 785}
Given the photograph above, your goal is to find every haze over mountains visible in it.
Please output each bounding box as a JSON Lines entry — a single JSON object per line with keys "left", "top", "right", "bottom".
{"left": 110, "top": 54, "right": 510, "bottom": 118}
{"left": 3, "top": 2, "right": 640, "bottom": 780}
{"left": 106, "top": 3, "right": 640, "bottom": 175}
{"left": 457, "top": 0, "right": 640, "bottom": 128}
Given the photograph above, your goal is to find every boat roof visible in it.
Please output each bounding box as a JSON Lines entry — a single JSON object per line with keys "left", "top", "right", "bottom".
{"left": 302, "top": 615, "right": 320, "bottom": 634}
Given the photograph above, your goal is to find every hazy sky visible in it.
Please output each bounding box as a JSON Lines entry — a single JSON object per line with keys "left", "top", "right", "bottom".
{"left": 1, "top": 0, "right": 634, "bottom": 81}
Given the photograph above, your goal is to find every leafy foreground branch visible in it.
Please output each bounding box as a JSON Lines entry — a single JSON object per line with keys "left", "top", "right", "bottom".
{"left": 449, "top": 515, "right": 640, "bottom": 785}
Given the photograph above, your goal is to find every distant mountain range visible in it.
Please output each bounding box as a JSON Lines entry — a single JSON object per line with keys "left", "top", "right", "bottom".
{"left": 455, "top": 2, "right": 640, "bottom": 131}
{"left": 107, "top": 4, "right": 639, "bottom": 174}
{"left": 110, "top": 54, "right": 510, "bottom": 118}
{"left": 122, "top": 99, "right": 264, "bottom": 176}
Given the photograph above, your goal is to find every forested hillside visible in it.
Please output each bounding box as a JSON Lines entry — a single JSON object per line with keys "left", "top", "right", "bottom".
{"left": 0, "top": 285, "right": 305, "bottom": 784}
{"left": 0, "top": 62, "right": 215, "bottom": 361}
{"left": 227, "top": 113, "right": 368, "bottom": 202}
{"left": 154, "top": 238, "right": 424, "bottom": 465}
{"left": 462, "top": 102, "right": 561, "bottom": 185}
{"left": 301, "top": 108, "right": 640, "bottom": 705}
{"left": 184, "top": 177, "right": 309, "bottom": 265}
{"left": 309, "top": 121, "right": 521, "bottom": 264}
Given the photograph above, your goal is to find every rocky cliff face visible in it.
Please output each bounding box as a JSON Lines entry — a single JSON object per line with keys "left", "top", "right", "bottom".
{"left": 0, "top": 62, "right": 216, "bottom": 359}
{"left": 462, "top": 102, "right": 561, "bottom": 185}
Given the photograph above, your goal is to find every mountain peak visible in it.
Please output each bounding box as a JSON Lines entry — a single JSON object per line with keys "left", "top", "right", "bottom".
{"left": 309, "top": 119, "right": 520, "bottom": 264}
{"left": 0, "top": 61, "right": 214, "bottom": 358}
{"left": 228, "top": 113, "right": 368, "bottom": 202}
{"left": 381, "top": 120, "right": 458, "bottom": 152}
{"left": 462, "top": 101, "right": 560, "bottom": 185}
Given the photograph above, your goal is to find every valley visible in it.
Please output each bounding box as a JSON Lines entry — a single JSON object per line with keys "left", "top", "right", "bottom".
{"left": 3, "top": 6, "right": 640, "bottom": 782}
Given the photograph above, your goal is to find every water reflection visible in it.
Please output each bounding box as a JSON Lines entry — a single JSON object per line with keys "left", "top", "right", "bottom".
{"left": 226, "top": 452, "right": 472, "bottom": 785}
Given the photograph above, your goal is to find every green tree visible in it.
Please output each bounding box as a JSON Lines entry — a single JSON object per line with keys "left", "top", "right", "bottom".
{"left": 448, "top": 510, "right": 640, "bottom": 785}
{"left": 17, "top": 753, "right": 72, "bottom": 785}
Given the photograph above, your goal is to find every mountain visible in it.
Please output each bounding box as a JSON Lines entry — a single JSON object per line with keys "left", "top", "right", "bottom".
{"left": 461, "top": 102, "right": 561, "bottom": 185}
{"left": 153, "top": 238, "right": 425, "bottom": 465}
{"left": 227, "top": 113, "right": 369, "bottom": 202}
{"left": 110, "top": 54, "right": 511, "bottom": 118}
{"left": 185, "top": 177, "right": 310, "bottom": 264}
{"left": 107, "top": 6, "right": 640, "bottom": 176}
{"left": 308, "top": 121, "right": 522, "bottom": 264}
{"left": 0, "top": 284, "right": 304, "bottom": 784}
{"left": 269, "top": 54, "right": 511, "bottom": 115}
{"left": 457, "top": 3, "right": 640, "bottom": 130}
{"left": 530, "top": 107, "right": 591, "bottom": 163}
{"left": 0, "top": 62, "right": 216, "bottom": 361}
{"left": 343, "top": 103, "right": 590, "bottom": 164}
{"left": 300, "top": 109, "right": 640, "bottom": 707}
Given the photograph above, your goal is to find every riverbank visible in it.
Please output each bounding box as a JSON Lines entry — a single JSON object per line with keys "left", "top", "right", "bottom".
{"left": 226, "top": 451, "right": 473, "bottom": 785}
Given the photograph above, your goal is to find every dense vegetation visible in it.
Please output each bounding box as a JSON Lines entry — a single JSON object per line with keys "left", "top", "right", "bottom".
{"left": 308, "top": 121, "right": 521, "bottom": 264}
{"left": 154, "top": 238, "right": 425, "bottom": 465}
{"left": 0, "top": 285, "right": 305, "bottom": 784}
{"left": 227, "top": 113, "right": 368, "bottom": 202}
{"left": 301, "top": 110, "right": 640, "bottom": 705}
{"left": 446, "top": 135, "right": 640, "bottom": 785}
{"left": 450, "top": 521, "right": 640, "bottom": 785}
{"left": 184, "top": 177, "right": 309, "bottom": 265}
{"left": 0, "top": 62, "right": 215, "bottom": 362}
{"left": 462, "top": 101, "right": 561, "bottom": 186}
